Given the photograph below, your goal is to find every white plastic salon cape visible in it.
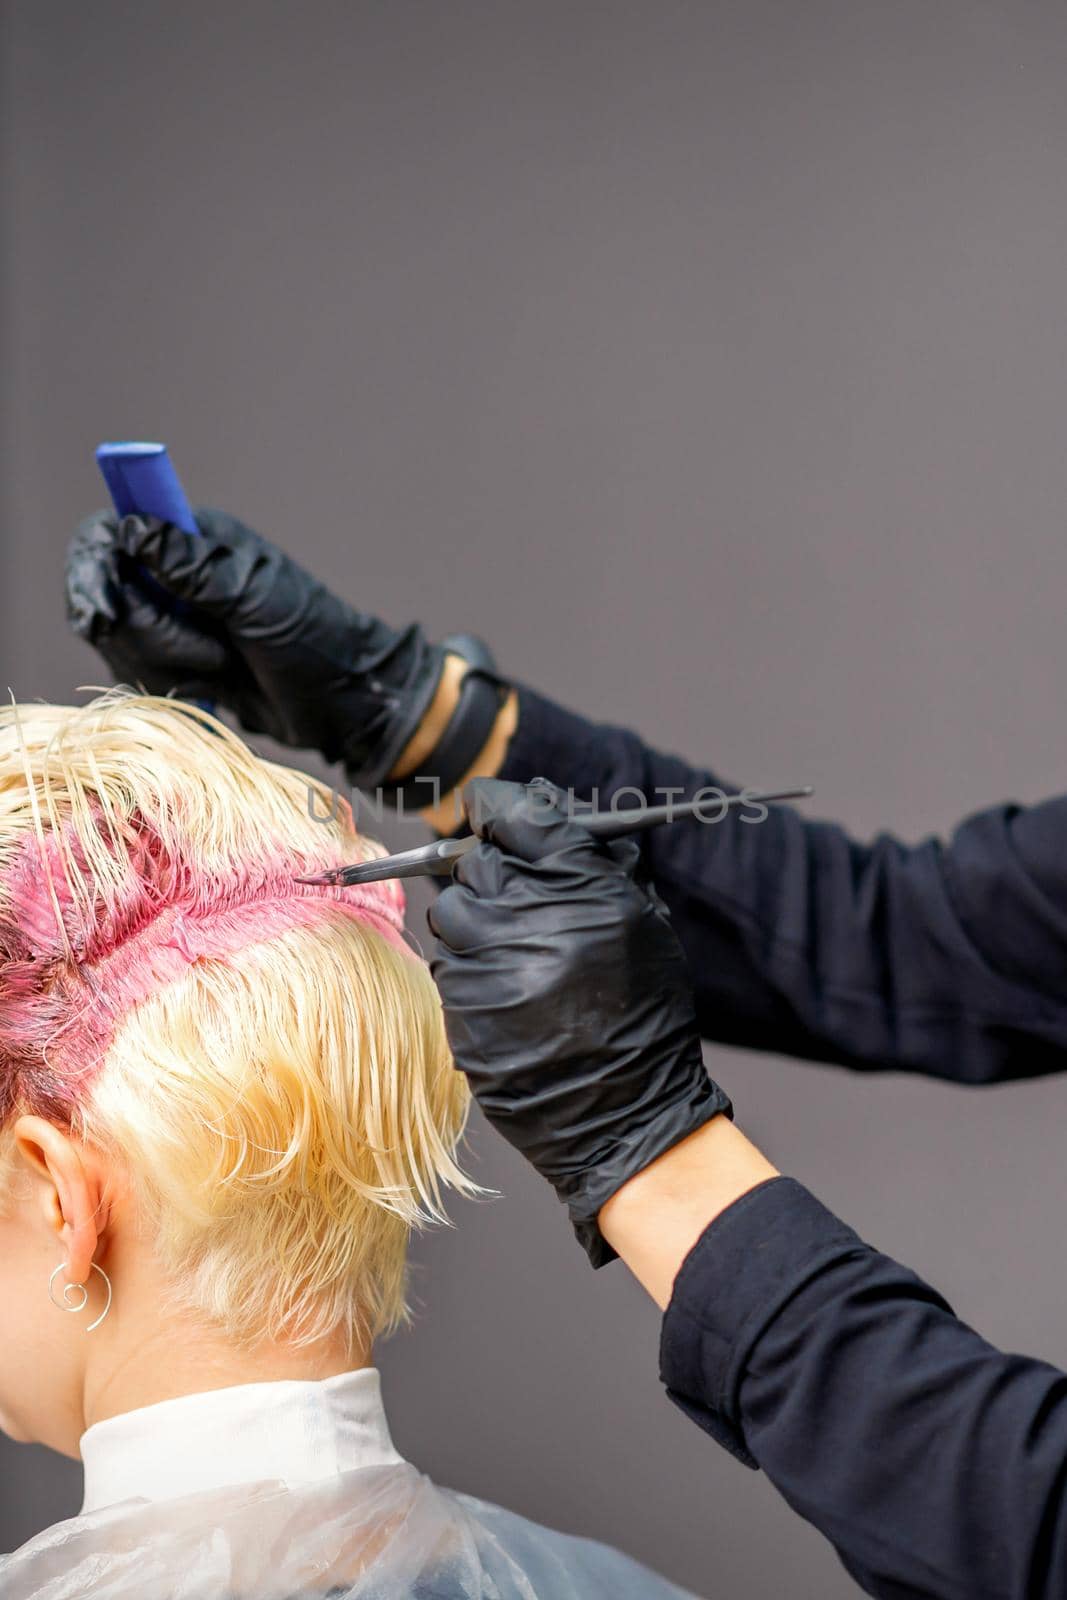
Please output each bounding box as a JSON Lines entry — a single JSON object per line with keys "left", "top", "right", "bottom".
{"left": 0, "top": 1369, "right": 701, "bottom": 1600}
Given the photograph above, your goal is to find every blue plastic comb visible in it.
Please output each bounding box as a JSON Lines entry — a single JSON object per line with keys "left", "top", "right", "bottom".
{"left": 95, "top": 441, "right": 213, "bottom": 711}
{"left": 95, "top": 441, "right": 198, "bottom": 533}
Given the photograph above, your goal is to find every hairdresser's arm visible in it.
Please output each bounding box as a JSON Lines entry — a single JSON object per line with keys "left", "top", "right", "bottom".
{"left": 431, "top": 783, "right": 1067, "bottom": 1600}
{"left": 485, "top": 687, "right": 1067, "bottom": 1087}
{"left": 408, "top": 665, "right": 1067, "bottom": 1091}
{"left": 600, "top": 1123, "right": 1067, "bottom": 1600}
{"left": 66, "top": 513, "right": 1067, "bottom": 1085}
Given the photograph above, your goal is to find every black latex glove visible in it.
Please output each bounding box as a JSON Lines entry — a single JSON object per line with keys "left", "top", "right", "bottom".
{"left": 428, "top": 778, "right": 732, "bottom": 1266}
{"left": 65, "top": 509, "right": 444, "bottom": 788}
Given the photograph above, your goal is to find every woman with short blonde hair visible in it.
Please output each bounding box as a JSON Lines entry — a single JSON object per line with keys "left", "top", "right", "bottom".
{"left": 0, "top": 692, "right": 694, "bottom": 1599}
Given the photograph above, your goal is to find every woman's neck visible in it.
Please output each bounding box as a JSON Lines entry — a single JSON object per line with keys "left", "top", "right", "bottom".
{"left": 80, "top": 1309, "right": 369, "bottom": 1445}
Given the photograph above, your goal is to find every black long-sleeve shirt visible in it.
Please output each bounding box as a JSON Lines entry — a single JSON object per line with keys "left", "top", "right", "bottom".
{"left": 660, "top": 1179, "right": 1067, "bottom": 1599}
{"left": 501, "top": 684, "right": 1067, "bottom": 1085}
{"left": 498, "top": 686, "right": 1067, "bottom": 1598}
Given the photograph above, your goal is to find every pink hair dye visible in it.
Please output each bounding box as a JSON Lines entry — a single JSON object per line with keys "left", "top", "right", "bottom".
{"left": 0, "top": 811, "right": 410, "bottom": 1123}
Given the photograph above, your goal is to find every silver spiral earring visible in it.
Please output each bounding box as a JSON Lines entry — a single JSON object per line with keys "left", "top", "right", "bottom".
{"left": 48, "top": 1262, "right": 112, "bottom": 1333}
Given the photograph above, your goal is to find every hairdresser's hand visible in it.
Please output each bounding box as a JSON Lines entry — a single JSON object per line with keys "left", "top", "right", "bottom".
{"left": 65, "top": 509, "right": 444, "bottom": 787}
{"left": 428, "top": 778, "right": 732, "bottom": 1265}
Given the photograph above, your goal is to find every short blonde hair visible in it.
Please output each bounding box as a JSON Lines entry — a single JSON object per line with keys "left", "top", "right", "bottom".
{"left": 0, "top": 691, "right": 474, "bottom": 1345}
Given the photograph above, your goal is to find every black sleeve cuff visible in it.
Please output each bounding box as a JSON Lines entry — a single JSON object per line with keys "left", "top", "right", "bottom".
{"left": 499, "top": 684, "right": 641, "bottom": 800}
{"left": 659, "top": 1177, "right": 868, "bottom": 1466}
{"left": 437, "top": 683, "right": 616, "bottom": 843}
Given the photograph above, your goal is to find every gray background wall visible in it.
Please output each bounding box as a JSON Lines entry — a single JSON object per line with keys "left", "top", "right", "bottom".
{"left": 3, "top": 3, "right": 1067, "bottom": 1594}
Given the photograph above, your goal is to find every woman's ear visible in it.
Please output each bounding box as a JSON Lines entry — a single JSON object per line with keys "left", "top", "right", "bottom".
{"left": 11, "top": 1116, "right": 107, "bottom": 1286}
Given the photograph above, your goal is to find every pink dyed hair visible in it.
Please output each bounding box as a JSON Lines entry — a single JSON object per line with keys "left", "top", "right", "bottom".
{"left": 0, "top": 693, "right": 408, "bottom": 1126}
